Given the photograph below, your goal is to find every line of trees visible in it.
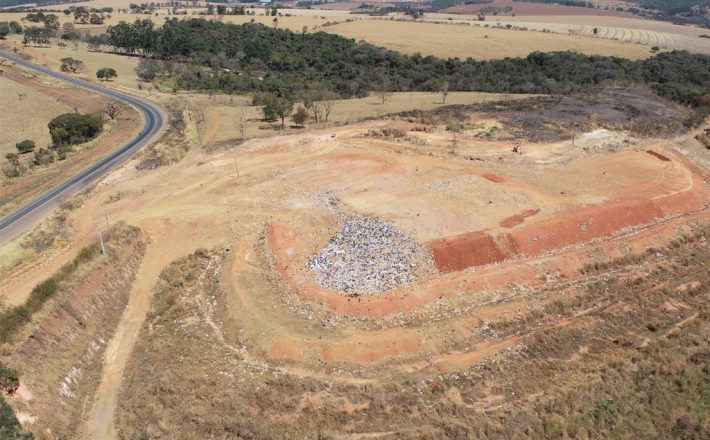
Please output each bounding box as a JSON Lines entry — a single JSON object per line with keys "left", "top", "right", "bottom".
{"left": 87, "top": 19, "right": 709, "bottom": 117}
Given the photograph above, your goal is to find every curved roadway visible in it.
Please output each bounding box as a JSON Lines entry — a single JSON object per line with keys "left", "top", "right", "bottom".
{"left": 0, "top": 50, "right": 167, "bottom": 244}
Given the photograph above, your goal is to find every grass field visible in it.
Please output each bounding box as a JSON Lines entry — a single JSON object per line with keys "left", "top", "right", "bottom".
{"left": 322, "top": 18, "right": 654, "bottom": 60}
{"left": 0, "top": 72, "right": 73, "bottom": 155}
{"left": 205, "top": 91, "right": 536, "bottom": 143}
{"left": 449, "top": 14, "right": 710, "bottom": 55}
{"left": 1, "top": 38, "right": 141, "bottom": 90}
{"left": 0, "top": 9, "right": 668, "bottom": 60}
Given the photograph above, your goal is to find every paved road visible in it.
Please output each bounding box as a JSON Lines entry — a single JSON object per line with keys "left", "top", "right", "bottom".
{"left": 0, "top": 50, "right": 167, "bottom": 245}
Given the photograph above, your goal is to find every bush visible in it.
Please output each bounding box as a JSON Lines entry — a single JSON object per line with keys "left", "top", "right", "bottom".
{"left": 15, "top": 140, "right": 35, "bottom": 154}
{"left": 33, "top": 148, "right": 54, "bottom": 166}
{"left": 96, "top": 67, "right": 117, "bottom": 81}
{"left": 0, "top": 396, "right": 33, "bottom": 439}
{"left": 59, "top": 57, "right": 86, "bottom": 74}
{"left": 48, "top": 113, "right": 103, "bottom": 147}
{"left": 26, "top": 278, "right": 58, "bottom": 311}
{"left": 0, "top": 306, "right": 30, "bottom": 344}
{"left": 0, "top": 365, "right": 19, "bottom": 394}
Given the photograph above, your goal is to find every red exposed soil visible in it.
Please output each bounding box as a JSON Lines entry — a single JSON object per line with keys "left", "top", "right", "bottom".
{"left": 429, "top": 158, "right": 709, "bottom": 273}
{"left": 321, "top": 330, "right": 423, "bottom": 364}
{"left": 443, "top": 0, "right": 634, "bottom": 17}
{"left": 499, "top": 208, "right": 540, "bottom": 228}
{"left": 266, "top": 207, "right": 709, "bottom": 319}
{"left": 647, "top": 150, "right": 671, "bottom": 161}
{"left": 481, "top": 173, "right": 505, "bottom": 183}
{"left": 430, "top": 231, "right": 518, "bottom": 273}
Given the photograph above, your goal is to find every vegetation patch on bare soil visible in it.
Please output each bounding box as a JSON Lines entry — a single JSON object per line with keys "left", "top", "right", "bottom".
{"left": 115, "top": 225, "right": 710, "bottom": 439}
{"left": 2, "top": 224, "right": 146, "bottom": 438}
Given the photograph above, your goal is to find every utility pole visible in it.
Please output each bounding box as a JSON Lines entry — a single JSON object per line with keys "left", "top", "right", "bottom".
{"left": 105, "top": 213, "right": 111, "bottom": 238}
{"left": 99, "top": 226, "right": 106, "bottom": 256}
{"left": 232, "top": 153, "right": 240, "bottom": 178}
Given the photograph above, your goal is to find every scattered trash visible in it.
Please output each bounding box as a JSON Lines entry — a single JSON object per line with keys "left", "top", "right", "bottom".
{"left": 308, "top": 217, "right": 435, "bottom": 294}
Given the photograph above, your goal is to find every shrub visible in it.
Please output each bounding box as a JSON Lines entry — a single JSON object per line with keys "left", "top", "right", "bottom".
{"left": 0, "top": 396, "right": 33, "bottom": 439}
{"left": 15, "top": 140, "right": 35, "bottom": 154}
{"left": 0, "top": 306, "right": 30, "bottom": 343}
{"left": 0, "top": 365, "right": 19, "bottom": 394}
{"left": 26, "top": 277, "right": 58, "bottom": 311}
{"left": 96, "top": 67, "right": 117, "bottom": 81}
{"left": 59, "top": 57, "right": 86, "bottom": 74}
{"left": 33, "top": 148, "right": 54, "bottom": 166}
{"left": 48, "top": 113, "right": 102, "bottom": 147}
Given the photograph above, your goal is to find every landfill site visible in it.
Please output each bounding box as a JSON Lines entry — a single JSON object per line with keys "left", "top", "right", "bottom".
{"left": 6, "top": 92, "right": 710, "bottom": 439}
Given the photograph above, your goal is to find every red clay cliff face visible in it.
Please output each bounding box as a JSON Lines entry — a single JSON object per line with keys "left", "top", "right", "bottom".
{"left": 429, "top": 166, "right": 709, "bottom": 273}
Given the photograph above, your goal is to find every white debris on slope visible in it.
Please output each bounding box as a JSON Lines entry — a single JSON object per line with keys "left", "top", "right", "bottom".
{"left": 308, "top": 217, "right": 435, "bottom": 294}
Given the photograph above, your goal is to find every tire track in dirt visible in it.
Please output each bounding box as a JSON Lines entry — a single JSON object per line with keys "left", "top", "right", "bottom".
{"left": 202, "top": 108, "right": 221, "bottom": 145}
{"left": 82, "top": 232, "right": 180, "bottom": 439}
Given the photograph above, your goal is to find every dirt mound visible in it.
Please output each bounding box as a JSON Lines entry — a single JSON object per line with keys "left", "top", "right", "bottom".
{"left": 308, "top": 217, "right": 435, "bottom": 294}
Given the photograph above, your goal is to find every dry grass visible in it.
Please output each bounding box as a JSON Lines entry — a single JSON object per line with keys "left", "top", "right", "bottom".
{"left": 321, "top": 17, "right": 654, "bottom": 60}
{"left": 1, "top": 37, "right": 141, "bottom": 90}
{"left": 203, "top": 91, "right": 536, "bottom": 143}
{"left": 4, "top": 225, "right": 146, "bottom": 439}
{"left": 0, "top": 71, "right": 73, "bottom": 155}
{"left": 0, "top": 9, "right": 663, "bottom": 61}
{"left": 114, "top": 227, "right": 710, "bottom": 439}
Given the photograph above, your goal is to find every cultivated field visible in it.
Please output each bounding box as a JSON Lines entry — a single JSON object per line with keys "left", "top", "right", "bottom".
{"left": 321, "top": 18, "right": 655, "bottom": 60}
{"left": 441, "top": 0, "right": 635, "bottom": 16}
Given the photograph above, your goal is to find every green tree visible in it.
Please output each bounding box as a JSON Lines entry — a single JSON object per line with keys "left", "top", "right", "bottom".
{"left": 261, "top": 94, "right": 294, "bottom": 129}
{"left": 0, "top": 364, "right": 19, "bottom": 394}
{"left": 292, "top": 106, "right": 308, "bottom": 127}
{"left": 22, "top": 26, "right": 51, "bottom": 46}
{"left": 15, "top": 140, "right": 35, "bottom": 154}
{"left": 135, "top": 58, "right": 159, "bottom": 82}
{"left": 48, "top": 113, "right": 103, "bottom": 147}
{"left": 60, "top": 57, "right": 86, "bottom": 74}
{"left": 96, "top": 67, "right": 117, "bottom": 81}
{"left": 89, "top": 13, "right": 105, "bottom": 25}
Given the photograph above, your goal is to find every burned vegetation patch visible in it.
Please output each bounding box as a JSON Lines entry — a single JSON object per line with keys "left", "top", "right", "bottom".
{"left": 399, "top": 88, "right": 691, "bottom": 142}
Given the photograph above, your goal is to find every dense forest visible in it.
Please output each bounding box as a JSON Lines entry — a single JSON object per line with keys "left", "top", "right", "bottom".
{"left": 91, "top": 19, "right": 709, "bottom": 115}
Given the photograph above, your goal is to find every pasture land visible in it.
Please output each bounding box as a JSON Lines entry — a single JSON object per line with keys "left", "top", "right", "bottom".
{"left": 203, "top": 91, "right": 536, "bottom": 144}
{"left": 1, "top": 37, "right": 140, "bottom": 90}
{"left": 1, "top": 7, "right": 692, "bottom": 60}
{"left": 0, "top": 70, "right": 73, "bottom": 155}
{"left": 321, "top": 18, "right": 654, "bottom": 60}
